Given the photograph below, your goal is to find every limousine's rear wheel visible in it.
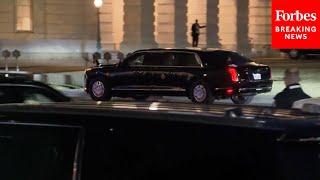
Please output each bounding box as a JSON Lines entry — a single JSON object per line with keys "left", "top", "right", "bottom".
{"left": 89, "top": 78, "right": 111, "bottom": 101}
{"left": 231, "top": 95, "right": 254, "bottom": 105}
{"left": 190, "top": 82, "right": 213, "bottom": 104}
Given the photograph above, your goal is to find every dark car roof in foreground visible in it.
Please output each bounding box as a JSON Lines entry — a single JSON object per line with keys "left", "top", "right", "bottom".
{"left": 0, "top": 102, "right": 319, "bottom": 130}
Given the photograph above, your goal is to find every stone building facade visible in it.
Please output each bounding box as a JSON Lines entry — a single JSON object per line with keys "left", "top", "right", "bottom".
{"left": 0, "top": 0, "right": 274, "bottom": 66}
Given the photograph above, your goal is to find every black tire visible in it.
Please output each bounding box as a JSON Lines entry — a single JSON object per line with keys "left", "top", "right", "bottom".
{"left": 133, "top": 95, "right": 149, "bottom": 101}
{"left": 88, "top": 78, "right": 112, "bottom": 101}
{"left": 288, "top": 50, "right": 301, "bottom": 60}
{"left": 189, "top": 81, "right": 213, "bottom": 104}
{"left": 231, "top": 95, "right": 254, "bottom": 105}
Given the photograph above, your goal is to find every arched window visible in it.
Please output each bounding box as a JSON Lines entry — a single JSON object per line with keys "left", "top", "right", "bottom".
{"left": 16, "top": 0, "right": 33, "bottom": 31}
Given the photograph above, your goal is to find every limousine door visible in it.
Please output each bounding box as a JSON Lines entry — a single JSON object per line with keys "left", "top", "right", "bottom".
{"left": 114, "top": 53, "right": 153, "bottom": 93}
{"left": 149, "top": 52, "right": 203, "bottom": 95}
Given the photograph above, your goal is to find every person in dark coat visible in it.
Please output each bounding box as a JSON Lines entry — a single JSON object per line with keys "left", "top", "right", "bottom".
{"left": 191, "top": 19, "right": 206, "bottom": 47}
{"left": 274, "top": 68, "right": 310, "bottom": 108}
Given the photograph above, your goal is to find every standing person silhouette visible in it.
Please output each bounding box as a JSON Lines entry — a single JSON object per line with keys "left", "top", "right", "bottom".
{"left": 191, "top": 19, "right": 206, "bottom": 47}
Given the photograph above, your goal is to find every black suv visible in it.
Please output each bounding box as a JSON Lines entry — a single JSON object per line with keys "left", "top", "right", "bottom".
{"left": 0, "top": 71, "right": 71, "bottom": 104}
{"left": 85, "top": 49, "right": 273, "bottom": 104}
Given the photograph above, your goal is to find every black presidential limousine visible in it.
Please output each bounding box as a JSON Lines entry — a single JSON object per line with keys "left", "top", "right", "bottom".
{"left": 0, "top": 102, "right": 320, "bottom": 180}
{"left": 85, "top": 49, "right": 273, "bottom": 104}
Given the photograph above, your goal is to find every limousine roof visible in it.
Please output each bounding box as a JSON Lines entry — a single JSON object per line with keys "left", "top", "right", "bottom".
{"left": 0, "top": 102, "right": 319, "bottom": 131}
{"left": 133, "top": 48, "right": 237, "bottom": 54}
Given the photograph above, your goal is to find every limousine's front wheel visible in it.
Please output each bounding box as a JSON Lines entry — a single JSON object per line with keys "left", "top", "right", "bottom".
{"left": 89, "top": 78, "right": 112, "bottom": 101}
{"left": 190, "top": 82, "right": 213, "bottom": 104}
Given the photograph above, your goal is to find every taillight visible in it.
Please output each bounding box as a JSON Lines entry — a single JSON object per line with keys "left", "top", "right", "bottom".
{"left": 227, "top": 67, "right": 239, "bottom": 83}
{"left": 226, "top": 88, "right": 234, "bottom": 95}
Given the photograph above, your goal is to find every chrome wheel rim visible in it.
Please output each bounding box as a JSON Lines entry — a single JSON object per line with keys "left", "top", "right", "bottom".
{"left": 92, "top": 81, "right": 105, "bottom": 98}
{"left": 193, "top": 85, "right": 207, "bottom": 102}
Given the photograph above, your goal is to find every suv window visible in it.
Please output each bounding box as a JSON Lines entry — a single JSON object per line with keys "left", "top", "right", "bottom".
{"left": 0, "top": 87, "right": 23, "bottom": 103}
{"left": 0, "top": 85, "right": 61, "bottom": 104}
{"left": 20, "top": 86, "right": 58, "bottom": 104}
{"left": 143, "top": 53, "right": 174, "bottom": 66}
{"left": 22, "top": 91, "right": 54, "bottom": 104}
{"left": 174, "top": 53, "right": 201, "bottom": 67}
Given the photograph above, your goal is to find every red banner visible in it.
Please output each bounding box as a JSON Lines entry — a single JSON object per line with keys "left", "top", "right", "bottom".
{"left": 272, "top": 0, "right": 320, "bottom": 49}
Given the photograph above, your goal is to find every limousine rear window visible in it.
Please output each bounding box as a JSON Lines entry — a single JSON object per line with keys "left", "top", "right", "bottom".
{"left": 201, "top": 52, "right": 252, "bottom": 67}
{"left": 174, "top": 53, "right": 201, "bottom": 67}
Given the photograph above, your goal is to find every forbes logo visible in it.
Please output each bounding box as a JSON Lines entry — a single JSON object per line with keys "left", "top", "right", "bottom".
{"left": 275, "top": 10, "right": 317, "bottom": 22}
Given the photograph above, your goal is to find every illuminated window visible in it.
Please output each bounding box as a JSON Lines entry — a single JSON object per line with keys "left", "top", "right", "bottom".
{"left": 16, "top": 0, "right": 32, "bottom": 31}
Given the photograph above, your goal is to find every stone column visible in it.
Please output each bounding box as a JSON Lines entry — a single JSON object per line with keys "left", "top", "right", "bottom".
{"left": 99, "top": 0, "right": 124, "bottom": 51}
{"left": 100, "top": 0, "right": 114, "bottom": 50}
{"left": 121, "top": 0, "right": 157, "bottom": 52}
{"left": 174, "top": 0, "right": 188, "bottom": 47}
{"left": 248, "top": 0, "right": 272, "bottom": 57}
{"left": 187, "top": 0, "right": 207, "bottom": 47}
{"left": 141, "top": 0, "right": 157, "bottom": 47}
{"left": 112, "top": 0, "right": 124, "bottom": 50}
{"left": 218, "top": 0, "right": 237, "bottom": 50}
{"left": 237, "top": 0, "right": 250, "bottom": 55}
{"left": 206, "top": 0, "right": 220, "bottom": 48}
{"left": 154, "top": 0, "right": 175, "bottom": 48}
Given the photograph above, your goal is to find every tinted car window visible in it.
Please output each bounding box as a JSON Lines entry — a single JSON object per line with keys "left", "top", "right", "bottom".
{"left": 174, "top": 53, "right": 201, "bottom": 67}
{"left": 22, "top": 91, "right": 54, "bottom": 104}
{"left": 200, "top": 51, "right": 229, "bottom": 68}
{"left": 0, "top": 85, "right": 69, "bottom": 104}
{"left": 20, "top": 86, "right": 61, "bottom": 104}
{"left": 200, "top": 51, "right": 251, "bottom": 68}
{"left": 127, "top": 54, "right": 145, "bottom": 67}
{"left": 143, "top": 53, "right": 174, "bottom": 66}
{"left": 0, "top": 87, "right": 23, "bottom": 103}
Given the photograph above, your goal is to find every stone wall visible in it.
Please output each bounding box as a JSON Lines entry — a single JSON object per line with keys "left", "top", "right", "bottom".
{"left": 0, "top": 0, "right": 97, "bottom": 67}
{"left": 0, "top": 0, "right": 278, "bottom": 66}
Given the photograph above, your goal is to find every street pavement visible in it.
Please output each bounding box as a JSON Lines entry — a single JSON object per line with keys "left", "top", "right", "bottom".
{"left": 71, "top": 89, "right": 274, "bottom": 106}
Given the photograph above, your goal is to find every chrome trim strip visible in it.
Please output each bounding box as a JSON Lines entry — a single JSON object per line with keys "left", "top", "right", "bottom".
{"left": 239, "top": 87, "right": 272, "bottom": 91}
{"left": 112, "top": 88, "right": 186, "bottom": 91}
{"left": 0, "top": 121, "right": 81, "bottom": 128}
